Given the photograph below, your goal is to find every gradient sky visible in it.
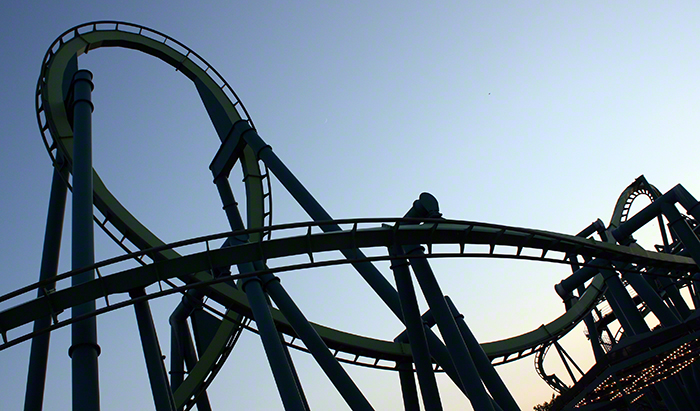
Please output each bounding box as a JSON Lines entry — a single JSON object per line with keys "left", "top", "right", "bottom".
{"left": 2, "top": 2, "right": 700, "bottom": 410}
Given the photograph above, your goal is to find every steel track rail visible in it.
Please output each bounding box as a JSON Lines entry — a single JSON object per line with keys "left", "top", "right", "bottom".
{"left": 2, "top": 219, "right": 697, "bottom": 362}
{"left": 533, "top": 176, "right": 679, "bottom": 392}
{"left": 29, "top": 21, "right": 700, "bottom": 408}
{"left": 35, "top": 21, "right": 274, "bottom": 405}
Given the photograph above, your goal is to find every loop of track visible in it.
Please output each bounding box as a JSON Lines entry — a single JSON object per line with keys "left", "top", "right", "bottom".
{"left": 22, "top": 20, "right": 700, "bottom": 407}
{"left": 533, "top": 176, "right": 680, "bottom": 392}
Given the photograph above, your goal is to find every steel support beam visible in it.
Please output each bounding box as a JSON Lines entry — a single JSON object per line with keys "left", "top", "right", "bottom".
{"left": 389, "top": 249, "right": 442, "bottom": 411}
{"left": 403, "top": 245, "right": 494, "bottom": 411}
{"left": 600, "top": 265, "right": 650, "bottom": 336}
{"left": 662, "top": 203, "right": 700, "bottom": 269}
{"left": 131, "top": 288, "right": 176, "bottom": 411}
{"left": 277, "top": 328, "right": 310, "bottom": 411}
{"left": 240, "top": 277, "right": 306, "bottom": 410}
{"left": 214, "top": 174, "right": 372, "bottom": 410}
{"left": 397, "top": 362, "right": 420, "bottom": 411}
{"left": 169, "top": 326, "right": 185, "bottom": 394}
{"left": 169, "top": 294, "right": 212, "bottom": 411}
{"left": 263, "top": 276, "right": 373, "bottom": 410}
{"left": 69, "top": 69, "right": 100, "bottom": 411}
{"left": 213, "top": 175, "right": 309, "bottom": 410}
{"left": 621, "top": 271, "right": 680, "bottom": 327}
{"left": 236, "top": 122, "right": 470, "bottom": 395}
{"left": 25, "top": 158, "right": 69, "bottom": 411}
{"left": 445, "top": 296, "right": 520, "bottom": 411}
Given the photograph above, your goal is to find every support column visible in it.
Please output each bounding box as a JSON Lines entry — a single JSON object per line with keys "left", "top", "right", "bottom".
{"left": 263, "top": 276, "right": 373, "bottom": 410}
{"left": 390, "top": 249, "right": 442, "bottom": 410}
{"left": 404, "top": 245, "right": 494, "bottom": 411}
{"left": 240, "top": 277, "right": 306, "bottom": 410}
{"left": 655, "top": 275, "right": 691, "bottom": 319}
{"left": 69, "top": 69, "right": 100, "bottom": 411}
{"left": 277, "top": 329, "right": 310, "bottom": 411}
{"left": 444, "top": 297, "right": 519, "bottom": 411}
{"left": 622, "top": 272, "right": 680, "bottom": 327}
{"left": 600, "top": 266, "right": 650, "bottom": 336}
{"left": 25, "top": 159, "right": 69, "bottom": 411}
{"left": 131, "top": 289, "right": 176, "bottom": 411}
{"left": 577, "top": 285, "right": 605, "bottom": 362}
{"left": 237, "top": 123, "right": 471, "bottom": 395}
{"left": 662, "top": 203, "right": 700, "bottom": 269}
{"left": 213, "top": 175, "right": 306, "bottom": 410}
{"left": 215, "top": 174, "right": 370, "bottom": 410}
{"left": 568, "top": 220, "right": 606, "bottom": 363}
{"left": 397, "top": 362, "right": 420, "bottom": 411}
{"left": 169, "top": 291, "right": 212, "bottom": 411}
{"left": 169, "top": 326, "right": 184, "bottom": 392}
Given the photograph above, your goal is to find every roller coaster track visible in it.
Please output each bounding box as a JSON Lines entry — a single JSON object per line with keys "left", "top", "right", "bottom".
{"left": 532, "top": 176, "right": 672, "bottom": 393}
{"left": 9, "top": 20, "right": 700, "bottom": 410}
{"left": 2, "top": 219, "right": 698, "bottom": 398}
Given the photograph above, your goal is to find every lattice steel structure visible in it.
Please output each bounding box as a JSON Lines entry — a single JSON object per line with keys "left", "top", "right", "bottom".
{"left": 4, "top": 21, "right": 700, "bottom": 411}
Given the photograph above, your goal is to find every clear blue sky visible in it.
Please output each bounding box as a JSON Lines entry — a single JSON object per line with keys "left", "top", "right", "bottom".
{"left": 2, "top": 2, "right": 700, "bottom": 410}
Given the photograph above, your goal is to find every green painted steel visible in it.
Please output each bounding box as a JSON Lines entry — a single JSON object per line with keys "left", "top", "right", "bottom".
{"left": 11, "top": 20, "right": 699, "bottom": 410}
{"left": 3, "top": 219, "right": 692, "bottom": 358}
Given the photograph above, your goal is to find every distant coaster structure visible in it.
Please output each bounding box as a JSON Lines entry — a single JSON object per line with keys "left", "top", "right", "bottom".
{"left": 4, "top": 21, "right": 700, "bottom": 410}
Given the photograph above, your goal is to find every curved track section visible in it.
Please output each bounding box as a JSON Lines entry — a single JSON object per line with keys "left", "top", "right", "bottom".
{"left": 13, "top": 21, "right": 699, "bottom": 410}
{"left": 2, "top": 218, "right": 696, "bottom": 357}
{"left": 609, "top": 175, "right": 663, "bottom": 229}
{"left": 35, "top": 21, "right": 273, "bottom": 407}
{"left": 533, "top": 176, "right": 677, "bottom": 392}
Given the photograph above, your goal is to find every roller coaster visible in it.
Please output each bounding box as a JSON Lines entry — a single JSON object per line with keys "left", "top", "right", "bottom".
{"left": 4, "top": 21, "right": 700, "bottom": 410}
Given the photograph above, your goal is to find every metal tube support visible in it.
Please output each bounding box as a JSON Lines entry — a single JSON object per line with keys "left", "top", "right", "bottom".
{"left": 131, "top": 289, "right": 176, "bottom": 411}
{"left": 263, "top": 276, "right": 374, "bottom": 410}
{"left": 277, "top": 330, "right": 310, "bottom": 411}
{"left": 397, "top": 362, "right": 420, "bottom": 411}
{"left": 689, "top": 280, "right": 700, "bottom": 310}
{"left": 553, "top": 341, "right": 577, "bottom": 383}
{"left": 169, "top": 326, "right": 184, "bottom": 394}
{"left": 169, "top": 293, "right": 213, "bottom": 411}
{"left": 577, "top": 285, "right": 605, "bottom": 362}
{"left": 241, "top": 277, "right": 306, "bottom": 410}
{"left": 176, "top": 316, "right": 212, "bottom": 411}
{"left": 555, "top": 262, "right": 603, "bottom": 299}
{"left": 569, "top": 223, "right": 607, "bottom": 362}
{"left": 662, "top": 202, "right": 700, "bottom": 269}
{"left": 404, "top": 246, "right": 495, "bottom": 411}
{"left": 169, "top": 291, "right": 203, "bottom": 393}
{"left": 239, "top": 124, "right": 403, "bottom": 314}
{"left": 215, "top": 174, "right": 372, "bottom": 410}
{"left": 444, "top": 296, "right": 520, "bottom": 411}
{"left": 622, "top": 271, "right": 680, "bottom": 327}
{"left": 600, "top": 266, "right": 650, "bottom": 336}
{"left": 25, "top": 160, "right": 69, "bottom": 411}
{"left": 214, "top": 174, "right": 304, "bottom": 410}
{"left": 390, "top": 250, "right": 443, "bottom": 411}
{"left": 655, "top": 275, "right": 691, "bottom": 319}
{"left": 672, "top": 184, "right": 700, "bottom": 220}
{"left": 69, "top": 69, "right": 101, "bottom": 411}
{"left": 613, "top": 184, "right": 699, "bottom": 243}
{"left": 238, "top": 123, "right": 470, "bottom": 395}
